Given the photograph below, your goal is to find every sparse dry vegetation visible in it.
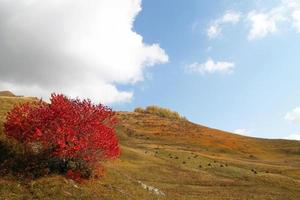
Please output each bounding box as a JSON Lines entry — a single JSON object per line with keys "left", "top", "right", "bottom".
{"left": 134, "top": 106, "right": 186, "bottom": 120}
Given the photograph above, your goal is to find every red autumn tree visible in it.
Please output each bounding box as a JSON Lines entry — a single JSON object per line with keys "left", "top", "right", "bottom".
{"left": 4, "top": 93, "right": 120, "bottom": 165}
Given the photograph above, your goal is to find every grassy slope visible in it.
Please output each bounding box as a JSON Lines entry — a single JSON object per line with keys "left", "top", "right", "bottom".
{"left": 0, "top": 91, "right": 16, "bottom": 97}
{"left": 0, "top": 96, "right": 300, "bottom": 200}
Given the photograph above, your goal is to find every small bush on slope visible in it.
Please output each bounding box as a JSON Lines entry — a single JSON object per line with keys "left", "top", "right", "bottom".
{"left": 3, "top": 93, "right": 120, "bottom": 181}
{"left": 134, "top": 106, "right": 186, "bottom": 120}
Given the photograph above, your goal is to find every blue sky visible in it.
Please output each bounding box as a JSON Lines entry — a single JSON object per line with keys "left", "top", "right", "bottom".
{"left": 1, "top": 0, "right": 300, "bottom": 140}
{"left": 114, "top": 0, "right": 300, "bottom": 140}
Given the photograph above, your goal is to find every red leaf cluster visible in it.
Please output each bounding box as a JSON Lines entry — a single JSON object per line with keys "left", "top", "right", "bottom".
{"left": 66, "top": 170, "right": 83, "bottom": 183}
{"left": 4, "top": 93, "right": 120, "bottom": 163}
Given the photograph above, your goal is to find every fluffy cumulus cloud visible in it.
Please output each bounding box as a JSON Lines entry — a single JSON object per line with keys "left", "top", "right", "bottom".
{"left": 0, "top": 0, "right": 168, "bottom": 104}
{"left": 186, "top": 58, "right": 235, "bottom": 75}
{"left": 285, "top": 107, "right": 300, "bottom": 123}
{"left": 247, "top": 10, "right": 284, "bottom": 40}
{"left": 207, "top": 11, "right": 241, "bottom": 39}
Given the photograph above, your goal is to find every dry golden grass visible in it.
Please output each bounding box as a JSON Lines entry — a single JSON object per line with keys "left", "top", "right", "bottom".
{"left": 0, "top": 91, "right": 16, "bottom": 97}
{"left": 134, "top": 105, "right": 185, "bottom": 120}
{"left": 0, "top": 97, "right": 300, "bottom": 199}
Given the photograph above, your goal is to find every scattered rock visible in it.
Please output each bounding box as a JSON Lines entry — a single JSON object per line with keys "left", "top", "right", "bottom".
{"left": 63, "top": 190, "right": 72, "bottom": 196}
{"left": 137, "top": 181, "right": 165, "bottom": 196}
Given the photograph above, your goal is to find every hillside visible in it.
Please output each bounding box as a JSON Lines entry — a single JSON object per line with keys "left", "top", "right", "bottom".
{"left": 0, "top": 91, "right": 16, "bottom": 97}
{"left": 0, "top": 94, "right": 300, "bottom": 199}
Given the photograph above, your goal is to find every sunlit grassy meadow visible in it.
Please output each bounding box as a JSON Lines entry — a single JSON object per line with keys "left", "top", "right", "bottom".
{"left": 0, "top": 95, "right": 300, "bottom": 199}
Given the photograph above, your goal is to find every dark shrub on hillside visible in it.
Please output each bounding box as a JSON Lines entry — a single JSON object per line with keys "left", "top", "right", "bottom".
{"left": 0, "top": 141, "right": 13, "bottom": 166}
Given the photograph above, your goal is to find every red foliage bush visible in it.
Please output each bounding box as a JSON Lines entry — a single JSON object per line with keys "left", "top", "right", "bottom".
{"left": 66, "top": 170, "right": 83, "bottom": 183}
{"left": 4, "top": 94, "right": 120, "bottom": 179}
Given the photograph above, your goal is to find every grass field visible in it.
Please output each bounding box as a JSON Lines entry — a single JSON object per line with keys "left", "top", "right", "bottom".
{"left": 0, "top": 94, "right": 300, "bottom": 199}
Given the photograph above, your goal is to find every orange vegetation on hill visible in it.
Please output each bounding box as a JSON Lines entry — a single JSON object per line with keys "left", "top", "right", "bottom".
{"left": 117, "top": 111, "right": 300, "bottom": 159}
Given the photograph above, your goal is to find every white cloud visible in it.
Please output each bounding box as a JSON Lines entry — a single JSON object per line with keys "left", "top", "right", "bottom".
{"left": 284, "top": 107, "right": 300, "bottom": 141}
{"left": 207, "top": 11, "right": 241, "bottom": 39}
{"left": 247, "top": 8, "right": 286, "bottom": 40}
{"left": 247, "top": 0, "right": 300, "bottom": 40}
{"left": 292, "top": 9, "right": 300, "bottom": 31}
{"left": 206, "top": 0, "right": 300, "bottom": 40}
{"left": 283, "top": 0, "right": 299, "bottom": 9}
{"left": 285, "top": 107, "right": 300, "bottom": 123}
{"left": 284, "top": 133, "right": 300, "bottom": 140}
{"left": 186, "top": 58, "right": 235, "bottom": 75}
{"left": 0, "top": 0, "right": 168, "bottom": 104}
{"left": 247, "top": 12, "right": 279, "bottom": 40}
{"left": 222, "top": 12, "right": 241, "bottom": 24}
{"left": 207, "top": 25, "right": 221, "bottom": 39}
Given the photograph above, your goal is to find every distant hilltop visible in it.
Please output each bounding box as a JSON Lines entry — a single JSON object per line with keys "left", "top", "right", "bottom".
{"left": 0, "top": 91, "right": 17, "bottom": 97}
{"left": 0, "top": 90, "right": 32, "bottom": 98}
{"left": 134, "top": 105, "right": 187, "bottom": 120}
